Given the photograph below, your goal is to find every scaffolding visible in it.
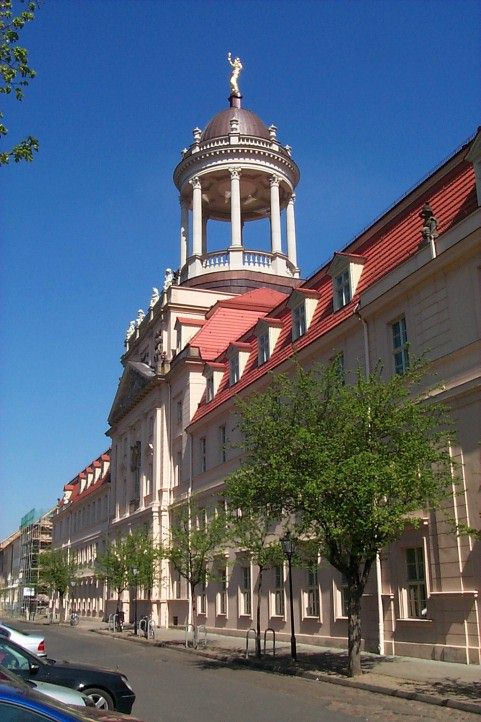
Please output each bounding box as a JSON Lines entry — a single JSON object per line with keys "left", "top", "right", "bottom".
{"left": 19, "top": 509, "right": 53, "bottom": 616}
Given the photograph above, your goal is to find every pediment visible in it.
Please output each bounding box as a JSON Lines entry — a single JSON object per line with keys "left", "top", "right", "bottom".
{"left": 108, "top": 362, "right": 156, "bottom": 426}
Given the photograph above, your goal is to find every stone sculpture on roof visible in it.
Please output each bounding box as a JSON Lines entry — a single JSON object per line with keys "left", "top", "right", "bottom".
{"left": 227, "top": 52, "right": 243, "bottom": 97}
{"left": 420, "top": 202, "right": 439, "bottom": 245}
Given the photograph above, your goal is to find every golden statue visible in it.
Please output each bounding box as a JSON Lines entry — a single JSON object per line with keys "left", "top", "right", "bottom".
{"left": 227, "top": 52, "right": 243, "bottom": 97}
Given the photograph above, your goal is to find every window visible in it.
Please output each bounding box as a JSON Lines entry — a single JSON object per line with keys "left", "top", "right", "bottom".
{"left": 392, "top": 316, "right": 409, "bottom": 374}
{"left": 305, "top": 565, "right": 320, "bottom": 617}
{"left": 258, "top": 332, "right": 269, "bottom": 365}
{"left": 197, "top": 508, "right": 206, "bottom": 530}
{"left": 198, "top": 571, "right": 207, "bottom": 614}
{"left": 273, "top": 564, "right": 285, "bottom": 616}
{"left": 173, "top": 570, "right": 181, "bottom": 599}
{"left": 340, "top": 575, "right": 349, "bottom": 617}
{"left": 0, "top": 702, "right": 52, "bottom": 721}
{"left": 335, "top": 270, "right": 351, "bottom": 308}
{"left": 176, "top": 451, "right": 182, "bottom": 485}
{"left": 218, "top": 566, "right": 227, "bottom": 615}
{"left": 406, "top": 547, "right": 427, "bottom": 618}
{"left": 206, "top": 375, "right": 214, "bottom": 402}
{"left": 229, "top": 355, "right": 239, "bottom": 385}
{"left": 219, "top": 425, "right": 226, "bottom": 463}
{"left": 200, "top": 437, "right": 207, "bottom": 473}
{"left": 292, "top": 303, "right": 306, "bottom": 340}
{"left": 240, "top": 565, "right": 252, "bottom": 616}
{"left": 176, "top": 400, "right": 182, "bottom": 426}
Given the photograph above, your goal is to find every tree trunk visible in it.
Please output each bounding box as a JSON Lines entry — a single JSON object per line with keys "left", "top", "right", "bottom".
{"left": 59, "top": 592, "right": 65, "bottom": 622}
{"left": 255, "top": 566, "right": 263, "bottom": 657}
{"left": 190, "top": 581, "right": 198, "bottom": 647}
{"left": 347, "top": 586, "right": 363, "bottom": 677}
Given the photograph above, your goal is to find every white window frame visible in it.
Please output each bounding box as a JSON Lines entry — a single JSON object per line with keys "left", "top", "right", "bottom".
{"left": 217, "top": 566, "right": 228, "bottom": 616}
{"left": 404, "top": 546, "right": 428, "bottom": 619}
{"left": 239, "top": 564, "right": 252, "bottom": 617}
{"left": 292, "top": 303, "right": 307, "bottom": 340}
{"left": 200, "top": 436, "right": 207, "bottom": 473}
{"left": 229, "top": 354, "right": 240, "bottom": 386}
{"left": 206, "top": 374, "right": 214, "bottom": 402}
{"left": 258, "top": 332, "right": 270, "bottom": 365}
{"left": 271, "top": 564, "right": 285, "bottom": 618}
{"left": 302, "top": 565, "right": 321, "bottom": 620}
{"left": 335, "top": 269, "right": 351, "bottom": 308}
{"left": 219, "top": 424, "right": 226, "bottom": 464}
{"left": 391, "top": 316, "right": 409, "bottom": 375}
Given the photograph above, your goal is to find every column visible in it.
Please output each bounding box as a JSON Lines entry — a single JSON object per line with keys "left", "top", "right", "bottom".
{"left": 286, "top": 193, "right": 297, "bottom": 267}
{"left": 270, "top": 175, "right": 282, "bottom": 254}
{"left": 229, "top": 167, "right": 242, "bottom": 247}
{"left": 190, "top": 176, "right": 202, "bottom": 256}
{"left": 179, "top": 196, "right": 189, "bottom": 266}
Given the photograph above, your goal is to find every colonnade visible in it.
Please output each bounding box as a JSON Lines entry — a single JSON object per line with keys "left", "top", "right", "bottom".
{"left": 179, "top": 169, "right": 297, "bottom": 268}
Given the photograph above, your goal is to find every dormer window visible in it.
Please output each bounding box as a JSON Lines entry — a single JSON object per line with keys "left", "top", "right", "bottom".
{"left": 258, "top": 332, "right": 269, "bottom": 365}
{"left": 292, "top": 303, "right": 306, "bottom": 340}
{"left": 335, "top": 270, "right": 351, "bottom": 308}
{"left": 229, "top": 354, "right": 240, "bottom": 385}
{"left": 328, "top": 252, "right": 365, "bottom": 312}
{"left": 203, "top": 362, "right": 225, "bottom": 403}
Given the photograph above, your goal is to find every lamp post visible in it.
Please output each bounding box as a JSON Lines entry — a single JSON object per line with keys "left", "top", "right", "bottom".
{"left": 132, "top": 568, "right": 139, "bottom": 636}
{"left": 281, "top": 531, "right": 297, "bottom": 661}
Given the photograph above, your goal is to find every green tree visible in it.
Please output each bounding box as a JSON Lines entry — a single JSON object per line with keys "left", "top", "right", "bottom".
{"left": 97, "top": 529, "right": 158, "bottom": 620}
{"left": 38, "top": 548, "right": 78, "bottom": 622}
{"left": 228, "top": 360, "right": 455, "bottom": 676}
{"left": 224, "top": 503, "right": 283, "bottom": 657}
{"left": 159, "top": 499, "right": 227, "bottom": 643}
{"left": 1, "top": 0, "right": 38, "bottom": 164}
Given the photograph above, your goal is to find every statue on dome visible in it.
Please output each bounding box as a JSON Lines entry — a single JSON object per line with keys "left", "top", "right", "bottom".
{"left": 227, "top": 52, "right": 243, "bottom": 97}
{"left": 125, "top": 320, "right": 136, "bottom": 343}
{"left": 163, "top": 268, "right": 174, "bottom": 291}
{"left": 150, "top": 287, "right": 160, "bottom": 308}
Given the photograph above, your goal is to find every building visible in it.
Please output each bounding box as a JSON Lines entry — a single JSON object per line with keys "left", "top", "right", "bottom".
{"left": 0, "top": 530, "right": 21, "bottom": 615}
{"left": 18, "top": 508, "right": 53, "bottom": 617}
{"left": 44, "top": 67, "right": 480, "bottom": 663}
{"left": 52, "top": 451, "right": 111, "bottom": 619}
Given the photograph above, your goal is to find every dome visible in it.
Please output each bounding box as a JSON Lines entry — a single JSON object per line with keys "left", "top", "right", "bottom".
{"left": 201, "top": 106, "right": 270, "bottom": 141}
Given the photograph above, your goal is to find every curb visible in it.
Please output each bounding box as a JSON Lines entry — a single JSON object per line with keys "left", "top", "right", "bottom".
{"left": 90, "top": 629, "right": 481, "bottom": 715}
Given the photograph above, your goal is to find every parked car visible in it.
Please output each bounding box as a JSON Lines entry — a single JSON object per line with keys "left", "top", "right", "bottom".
{"left": 0, "top": 664, "right": 93, "bottom": 707}
{"left": 0, "top": 681, "right": 145, "bottom": 720}
{"left": 0, "top": 621, "right": 46, "bottom": 656}
{"left": 0, "top": 637, "right": 135, "bottom": 713}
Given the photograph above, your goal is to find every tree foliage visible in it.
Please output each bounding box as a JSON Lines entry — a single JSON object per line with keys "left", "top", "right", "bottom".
{"left": 38, "top": 548, "right": 78, "bottom": 621}
{"left": 1, "top": 0, "right": 38, "bottom": 164}
{"left": 159, "top": 499, "right": 227, "bottom": 637}
{"left": 97, "top": 529, "right": 158, "bottom": 612}
{"left": 228, "top": 360, "right": 455, "bottom": 675}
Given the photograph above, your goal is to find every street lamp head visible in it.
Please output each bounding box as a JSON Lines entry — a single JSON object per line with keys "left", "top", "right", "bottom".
{"left": 281, "top": 530, "right": 295, "bottom": 557}
{"left": 132, "top": 567, "right": 139, "bottom": 577}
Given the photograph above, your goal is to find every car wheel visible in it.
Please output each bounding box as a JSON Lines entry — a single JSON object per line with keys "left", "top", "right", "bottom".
{"left": 83, "top": 687, "right": 114, "bottom": 710}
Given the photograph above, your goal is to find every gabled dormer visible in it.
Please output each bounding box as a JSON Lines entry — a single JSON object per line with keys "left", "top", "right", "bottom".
{"left": 327, "top": 252, "right": 365, "bottom": 311}
{"left": 465, "top": 128, "right": 481, "bottom": 206}
{"left": 204, "top": 362, "right": 225, "bottom": 402}
{"left": 175, "top": 316, "right": 205, "bottom": 353}
{"left": 255, "top": 317, "right": 283, "bottom": 365}
{"left": 226, "top": 341, "right": 252, "bottom": 386}
{"left": 287, "top": 288, "right": 320, "bottom": 341}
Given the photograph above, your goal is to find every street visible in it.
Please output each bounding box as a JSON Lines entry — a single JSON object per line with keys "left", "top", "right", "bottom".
{"left": 40, "top": 625, "right": 479, "bottom": 722}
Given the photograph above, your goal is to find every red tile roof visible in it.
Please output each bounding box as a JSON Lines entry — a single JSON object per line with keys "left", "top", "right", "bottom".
{"left": 190, "top": 146, "right": 477, "bottom": 426}
{"left": 58, "top": 449, "right": 111, "bottom": 510}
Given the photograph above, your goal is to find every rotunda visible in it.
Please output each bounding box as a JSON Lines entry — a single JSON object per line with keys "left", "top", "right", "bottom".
{"left": 173, "top": 57, "right": 301, "bottom": 294}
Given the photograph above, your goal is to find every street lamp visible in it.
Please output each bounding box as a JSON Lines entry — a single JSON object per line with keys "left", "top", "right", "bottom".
{"left": 132, "top": 568, "right": 139, "bottom": 636}
{"left": 281, "top": 531, "right": 297, "bottom": 661}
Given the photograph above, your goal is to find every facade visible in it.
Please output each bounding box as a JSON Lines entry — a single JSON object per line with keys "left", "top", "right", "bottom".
{"left": 52, "top": 451, "right": 111, "bottom": 619}
{"left": 103, "top": 76, "right": 481, "bottom": 663}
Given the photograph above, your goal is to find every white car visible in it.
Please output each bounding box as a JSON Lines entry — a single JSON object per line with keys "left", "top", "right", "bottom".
{"left": 0, "top": 622, "right": 46, "bottom": 657}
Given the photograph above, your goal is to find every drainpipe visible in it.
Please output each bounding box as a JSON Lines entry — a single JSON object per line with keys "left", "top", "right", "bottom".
{"left": 355, "top": 302, "right": 385, "bottom": 656}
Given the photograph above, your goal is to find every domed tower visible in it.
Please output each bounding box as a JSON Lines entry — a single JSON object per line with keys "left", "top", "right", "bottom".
{"left": 173, "top": 56, "right": 301, "bottom": 294}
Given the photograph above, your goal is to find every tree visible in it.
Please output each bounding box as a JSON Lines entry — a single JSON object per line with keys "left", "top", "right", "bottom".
{"left": 97, "top": 529, "right": 158, "bottom": 621}
{"left": 224, "top": 501, "right": 283, "bottom": 657}
{"left": 228, "top": 360, "right": 455, "bottom": 676}
{"left": 38, "top": 548, "right": 78, "bottom": 622}
{"left": 159, "top": 499, "right": 227, "bottom": 644}
{"left": 1, "top": 0, "right": 38, "bottom": 164}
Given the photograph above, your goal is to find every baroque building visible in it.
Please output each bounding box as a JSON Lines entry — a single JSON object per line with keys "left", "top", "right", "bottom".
{"left": 57, "top": 66, "right": 481, "bottom": 663}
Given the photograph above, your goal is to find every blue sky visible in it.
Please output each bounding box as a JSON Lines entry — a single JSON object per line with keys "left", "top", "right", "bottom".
{"left": 1, "top": 0, "right": 480, "bottom": 538}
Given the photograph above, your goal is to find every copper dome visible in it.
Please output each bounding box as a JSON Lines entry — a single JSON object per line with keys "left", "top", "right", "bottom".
{"left": 201, "top": 107, "right": 270, "bottom": 141}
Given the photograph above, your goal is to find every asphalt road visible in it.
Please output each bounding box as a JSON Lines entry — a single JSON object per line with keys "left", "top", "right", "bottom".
{"left": 38, "top": 625, "right": 480, "bottom": 722}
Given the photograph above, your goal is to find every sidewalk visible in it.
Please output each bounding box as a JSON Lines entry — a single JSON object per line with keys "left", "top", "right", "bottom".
{"left": 84, "top": 619, "right": 480, "bottom": 715}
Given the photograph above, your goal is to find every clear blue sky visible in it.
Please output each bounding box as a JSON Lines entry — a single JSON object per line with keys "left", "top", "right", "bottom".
{"left": 1, "top": 0, "right": 479, "bottom": 539}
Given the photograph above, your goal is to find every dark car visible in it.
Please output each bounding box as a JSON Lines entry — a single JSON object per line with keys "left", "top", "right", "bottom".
{"left": 0, "top": 680, "right": 144, "bottom": 721}
{"left": 0, "top": 637, "right": 135, "bottom": 713}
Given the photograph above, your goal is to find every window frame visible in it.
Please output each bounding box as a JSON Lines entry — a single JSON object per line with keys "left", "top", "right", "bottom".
{"left": 292, "top": 303, "right": 307, "bottom": 340}
{"left": 239, "top": 564, "right": 252, "bottom": 617}
{"left": 405, "top": 546, "right": 427, "bottom": 619}
{"left": 335, "top": 269, "right": 351, "bottom": 308}
{"left": 229, "top": 354, "right": 240, "bottom": 386}
{"left": 391, "top": 316, "right": 409, "bottom": 375}
{"left": 258, "top": 332, "right": 270, "bottom": 365}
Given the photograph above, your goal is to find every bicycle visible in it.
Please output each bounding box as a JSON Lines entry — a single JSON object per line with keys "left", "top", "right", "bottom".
{"left": 70, "top": 612, "right": 80, "bottom": 626}
{"left": 139, "top": 614, "right": 155, "bottom": 639}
